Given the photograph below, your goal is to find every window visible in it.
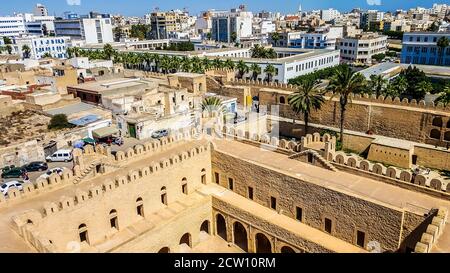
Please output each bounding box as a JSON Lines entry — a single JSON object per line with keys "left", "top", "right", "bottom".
{"left": 78, "top": 224, "right": 89, "bottom": 243}
{"left": 136, "top": 198, "right": 144, "bottom": 217}
{"left": 324, "top": 218, "right": 332, "bottom": 233}
{"left": 296, "top": 207, "right": 303, "bottom": 222}
{"left": 109, "top": 210, "right": 118, "bottom": 229}
{"left": 248, "top": 186, "right": 254, "bottom": 200}
{"left": 270, "top": 197, "right": 277, "bottom": 210}
{"left": 214, "top": 172, "right": 219, "bottom": 184}
{"left": 161, "top": 187, "right": 168, "bottom": 205}
{"left": 182, "top": 183, "right": 188, "bottom": 195}
{"left": 228, "top": 178, "right": 234, "bottom": 191}
{"left": 279, "top": 96, "right": 286, "bottom": 104}
{"left": 356, "top": 230, "right": 366, "bottom": 247}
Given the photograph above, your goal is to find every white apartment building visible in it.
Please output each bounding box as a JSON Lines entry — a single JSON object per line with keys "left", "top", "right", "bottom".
{"left": 55, "top": 18, "right": 113, "bottom": 44}
{"left": 211, "top": 9, "right": 253, "bottom": 43}
{"left": 0, "top": 13, "right": 55, "bottom": 37}
{"left": 13, "top": 36, "right": 70, "bottom": 59}
{"left": 320, "top": 9, "right": 341, "bottom": 22}
{"left": 269, "top": 27, "right": 343, "bottom": 50}
{"left": 338, "top": 33, "right": 388, "bottom": 65}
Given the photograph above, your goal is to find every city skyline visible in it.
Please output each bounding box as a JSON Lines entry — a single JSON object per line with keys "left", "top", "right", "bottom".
{"left": 0, "top": 0, "right": 447, "bottom": 17}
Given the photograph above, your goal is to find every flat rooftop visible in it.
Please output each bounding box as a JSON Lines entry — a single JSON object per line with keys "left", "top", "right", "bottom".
{"left": 68, "top": 78, "right": 157, "bottom": 94}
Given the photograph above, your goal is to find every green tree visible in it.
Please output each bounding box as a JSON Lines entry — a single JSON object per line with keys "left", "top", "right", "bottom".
{"left": 48, "top": 114, "right": 74, "bottom": 130}
{"left": 236, "top": 60, "right": 249, "bottom": 79}
{"left": 415, "top": 81, "right": 434, "bottom": 99}
{"left": 271, "top": 32, "right": 280, "bottom": 46}
{"left": 6, "top": 45, "right": 12, "bottom": 55}
{"left": 372, "top": 53, "right": 386, "bottom": 63}
{"left": 250, "top": 63, "right": 261, "bottom": 81}
{"left": 21, "top": 45, "right": 31, "bottom": 59}
{"left": 201, "top": 97, "right": 226, "bottom": 115}
{"left": 3, "top": 37, "right": 12, "bottom": 45}
{"left": 327, "top": 65, "right": 366, "bottom": 144}
{"left": 224, "top": 59, "right": 235, "bottom": 70}
{"left": 437, "top": 36, "right": 449, "bottom": 66}
{"left": 368, "top": 75, "right": 388, "bottom": 97}
{"left": 435, "top": 85, "right": 450, "bottom": 106}
{"left": 206, "top": 32, "right": 212, "bottom": 40}
{"left": 103, "top": 44, "right": 116, "bottom": 60}
{"left": 130, "top": 24, "right": 151, "bottom": 40}
{"left": 212, "top": 58, "right": 224, "bottom": 69}
{"left": 230, "top": 32, "right": 237, "bottom": 43}
{"left": 264, "top": 64, "right": 276, "bottom": 82}
{"left": 288, "top": 79, "right": 325, "bottom": 134}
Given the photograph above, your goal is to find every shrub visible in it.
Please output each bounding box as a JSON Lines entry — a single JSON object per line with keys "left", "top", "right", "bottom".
{"left": 48, "top": 114, "right": 74, "bottom": 130}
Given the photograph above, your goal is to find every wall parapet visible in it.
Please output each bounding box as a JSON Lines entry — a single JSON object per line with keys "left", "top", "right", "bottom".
{"left": 414, "top": 208, "right": 448, "bottom": 253}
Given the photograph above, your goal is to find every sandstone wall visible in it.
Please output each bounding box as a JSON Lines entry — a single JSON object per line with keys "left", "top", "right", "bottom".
{"left": 211, "top": 150, "right": 413, "bottom": 252}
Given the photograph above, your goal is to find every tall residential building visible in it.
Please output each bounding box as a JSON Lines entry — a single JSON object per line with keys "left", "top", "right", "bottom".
{"left": 33, "top": 4, "right": 48, "bottom": 17}
{"left": 338, "top": 32, "right": 388, "bottom": 65}
{"left": 55, "top": 17, "right": 113, "bottom": 44}
{"left": 150, "top": 10, "right": 189, "bottom": 40}
{"left": 401, "top": 32, "right": 450, "bottom": 66}
{"left": 360, "top": 10, "right": 384, "bottom": 30}
{"left": 211, "top": 8, "right": 253, "bottom": 43}
{"left": 320, "top": 8, "right": 341, "bottom": 22}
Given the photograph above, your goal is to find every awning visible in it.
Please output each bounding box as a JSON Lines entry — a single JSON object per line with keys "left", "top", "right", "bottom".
{"left": 92, "top": 127, "right": 119, "bottom": 139}
{"left": 82, "top": 137, "right": 96, "bottom": 144}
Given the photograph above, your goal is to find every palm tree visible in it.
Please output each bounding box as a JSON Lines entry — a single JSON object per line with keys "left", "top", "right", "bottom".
{"left": 224, "top": 59, "right": 235, "bottom": 70}
{"left": 288, "top": 79, "right": 325, "bottom": 135}
{"left": 21, "top": 45, "right": 31, "bottom": 59}
{"left": 6, "top": 45, "right": 12, "bottom": 55}
{"left": 236, "top": 60, "right": 249, "bottom": 79}
{"left": 437, "top": 37, "right": 449, "bottom": 65}
{"left": 0, "top": 46, "right": 5, "bottom": 54}
{"left": 368, "top": 75, "right": 388, "bottom": 97}
{"left": 103, "top": 44, "right": 115, "bottom": 60}
{"left": 151, "top": 54, "right": 160, "bottom": 72}
{"left": 327, "top": 65, "right": 366, "bottom": 144}
{"left": 435, "top": 85, "right": 450, "bottom": 106}
{"left": 160, "top": 55, "right": 171, "bottom": 74}
{"left": 212, "top": 58, "right": 224, "bottom": 69}
{"left": 201, "top": 57, "right": 212, "bottom": 71}
{"left": 271, "top": 32, "right": 280, "bottom": 46}
{"left": 266, "top": 48, "right": 277, "bottom": 59}
{"left": 230, "top": 32, "right": 237, "bottom": 43}
{"left": 42, "top": 52, "right": 52, "bottom": 58}
{"left": 181, "top": 57, "right": 192, "bottom": 72}
{"left": 206, "top": 32, "right": 212, "bottom": 41}
{"left": 415, "top": 81, "right": 433, "bottom": 99}
{"left": 202, "top": 97, "right": 226, "bottom": 115}
{"left": 264, "top": 64, "right": 276, "bottom": 82}
{"left": 250, "top": 63, "right": 261, "bottom": 81}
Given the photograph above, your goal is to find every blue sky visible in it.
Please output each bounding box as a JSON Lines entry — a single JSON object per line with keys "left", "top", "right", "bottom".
{"left": 1, "top": 0, "right": 445, "bottom": 16}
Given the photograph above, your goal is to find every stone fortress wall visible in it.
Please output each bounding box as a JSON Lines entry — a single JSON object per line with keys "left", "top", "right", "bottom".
{"left": 208, "top": 78, "right": 450, "bottom": 149}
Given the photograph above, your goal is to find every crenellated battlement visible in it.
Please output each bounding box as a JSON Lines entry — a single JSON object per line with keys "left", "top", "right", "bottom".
{"left": 414, "top": 208, "right": 448, "bottom": 253}
{"left": 228, "top": 78, "right": 450, "bottom": 112}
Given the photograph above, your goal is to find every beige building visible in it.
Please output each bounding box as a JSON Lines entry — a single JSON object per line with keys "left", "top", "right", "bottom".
{"left": 338, "top": 32, "right": 388, "bottom": 65}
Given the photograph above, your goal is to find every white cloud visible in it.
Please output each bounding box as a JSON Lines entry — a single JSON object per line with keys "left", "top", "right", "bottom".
{"left": 367, "top": 0, "right": 382, "bottom": 5}
{"left": 66, "top": 0, "right": 81, "bottom": 5}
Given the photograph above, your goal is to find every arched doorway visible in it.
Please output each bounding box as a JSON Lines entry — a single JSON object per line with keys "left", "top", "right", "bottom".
{"left": 233, "top": 222, "right": 248, "bottom": 252}
{"left": 280, "top": 246, "right": 295, "bottom": 253}
{"left": 216, "top": 214, "right": 227, "bottom": 241}
{"left": 179, "top": 233, "right": 192, "bottom": 248}
{"left": 200, "top": 220, "right": 210, "bottom": 234}
{"left": 255, "top": 233, "right": 272, "bottom": 253}
{"left": 430, "top": 129, "right": 441, "bottom": 140}
{"left": 158, "top": 247, "right": 170, "bottom": 253}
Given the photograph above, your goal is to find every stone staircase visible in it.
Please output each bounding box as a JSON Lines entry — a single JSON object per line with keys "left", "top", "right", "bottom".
{"left": 289, "top": 150, "right": 337, "bottom": 172}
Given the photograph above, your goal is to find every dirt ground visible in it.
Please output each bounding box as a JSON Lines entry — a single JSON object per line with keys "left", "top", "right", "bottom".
{"left": 0, "top": 110, "right": 51, "bottom": 147}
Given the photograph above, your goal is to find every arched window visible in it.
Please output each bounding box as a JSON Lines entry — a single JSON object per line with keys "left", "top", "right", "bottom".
{"left": 78, "top": 224, "right": 89, "bottom": 244}
{"left": 430, "top": 129, "right": 441, "bottom": 140}
{"left": 216, "top": 214, "right": 227, "bottom": 241}
{"left": 233, "top": 222, "right": 248, "bottom": 252}
{"left": 255, "top": 233, "right": 272, "bottom": 253}
{"left": 279, "top": 96, "right": 286, "bottom": 104}
{"left": 432, "top": 117, "right": 443, "bottom": 127}
{"left": 280, "top": 246, "right": 295, "bottom": 253}
{"left": 201, "top": 168, "right": 207, "bottom": 185}
{"left": 444, "top": 131, "right": 450, "bottom": 142}
{"left": 161, "top": 187, "right": 167, "bottom": 205}
{"left": 200, "top": 220, "right": 210, "bottom": 234}
{"left": 109, "top": 210, "right": 118, "bottom": 229}
{"left": 179, "top": 233, "right": 192, "bottom": 248}
{"left": 136, "top": 197, "right": 144, "bottom": 217}
{"left": 158, "top": 247, "right": 170, "bottom": 253}
{"left": 181, "top": 178, "right": 188, "bottom": 195}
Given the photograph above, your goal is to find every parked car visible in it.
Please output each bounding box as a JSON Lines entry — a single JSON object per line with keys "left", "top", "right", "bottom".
{"left": 1, "top": 165, "right": 16, "bottom": 173}
{"left": 46, "top": 149, "right": 73, "bottom": 162}
{"left": 1, "top": 167, "right": 26, "bottom": 179}
{"left": 152, "top": 129, "right": 169, "bottom": 139}
{"left": 0, "top": 181, "right": 24, "bottom": 196}
{"left": 39, "top": 167, "right": 66, "bottom": 180}
{"left": 22, "top": 162, "right": 48, "bottom": 172}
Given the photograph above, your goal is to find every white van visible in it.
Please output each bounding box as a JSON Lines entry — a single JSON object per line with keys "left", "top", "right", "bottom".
{"left": 46, "top": 149, "right": 73, "bottom": 162}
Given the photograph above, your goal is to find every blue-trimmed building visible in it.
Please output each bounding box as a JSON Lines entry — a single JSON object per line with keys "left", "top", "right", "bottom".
{"left": 401, "top": 32, "right": 450, "bottom": 66}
